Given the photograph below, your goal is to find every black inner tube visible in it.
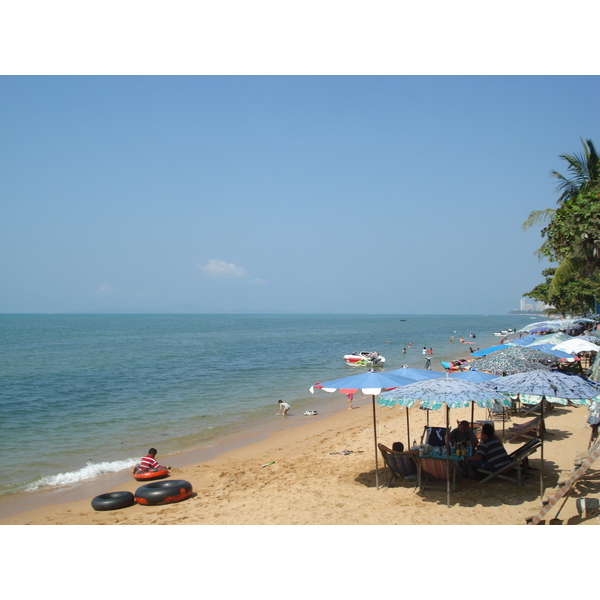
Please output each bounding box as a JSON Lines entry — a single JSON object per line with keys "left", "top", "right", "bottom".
{"left": 91, "top": 491, "right": 135, "bottom": 511}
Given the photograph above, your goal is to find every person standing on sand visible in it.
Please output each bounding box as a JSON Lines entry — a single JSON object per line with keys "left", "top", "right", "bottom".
{"left": 347, "top": 393, "right": 354, "bottom": 410}
{"left": 425, "top": 356, "right": 431, "bottom": 369}
{"left": 278, "top": 400, "right": 291, "bottom": 416}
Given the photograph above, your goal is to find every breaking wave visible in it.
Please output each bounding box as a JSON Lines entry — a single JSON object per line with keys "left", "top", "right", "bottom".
{"left": 25, "top": 458, "right": 139, "bottom": 492}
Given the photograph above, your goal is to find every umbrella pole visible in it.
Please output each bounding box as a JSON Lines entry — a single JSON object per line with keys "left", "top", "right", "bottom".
{"left": 406, "top": 407, "right": 411, "bottom": 449}
{"left": 372, "top": 395, "right": 380, "bottom": 489}
{"left": 446, "top": 405, "right": 450, "bottom": 508}
{"left": 540, "top": 396, "right": 545, "bottom": 499}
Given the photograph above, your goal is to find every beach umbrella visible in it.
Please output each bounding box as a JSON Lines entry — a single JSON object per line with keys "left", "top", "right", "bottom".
{"left": 530, "top": 332, "right": 573, "bottom": 346}
{"left": 384, "top": 367, "right": 446, "bottom": 439}
{"left": 509, "top": 335, "right": 544, "bottom": 346}
{"left": 526, "top": 343, "right": 577, "bottom": 360}
{"left": 552, "top": 338, "right": 600, "bottom": 354}
{"left": 378, "top": 377, "right": 510, "bottom": 506}
{"left": 450, "top": 369, "right": 500, "bottom": 428}
{"left": 310, "top": 370, "right": 415, "bottom": 489}
{"left": 574, "top": 335, "right": 600, "bottom": 343}
{"left": 449, "top": 370, "right": 499, "bottom": 382}
{"left": 484, "top": 370, "right": 600, "bottom": 497}
{"left": 468, "top": 347, "right": 554, "bottom": 376}
{"left": 385, "top": 367, "right": 446, "bottom": 381}
{"left": 470, "top": 344, "right": 512, "bottom": 357}
{"left": 518, "top": 321, "right": 555, "bottom": 334}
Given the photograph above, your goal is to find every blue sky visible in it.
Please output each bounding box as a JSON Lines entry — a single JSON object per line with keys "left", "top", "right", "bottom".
{"left": 1, "top": 75, "right": 599, "bottom": 314}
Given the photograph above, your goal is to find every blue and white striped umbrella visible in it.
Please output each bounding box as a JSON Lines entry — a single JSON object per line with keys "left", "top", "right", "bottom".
{"left": 378, "top": 376, "right": 510, "bottom": 410}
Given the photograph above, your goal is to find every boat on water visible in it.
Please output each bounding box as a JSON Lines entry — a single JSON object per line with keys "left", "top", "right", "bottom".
{"left": 493, "top": 328, "right": 516, "bottom": 336}
{"left": 343, "top": 351, "right": 386, "bottom": 366}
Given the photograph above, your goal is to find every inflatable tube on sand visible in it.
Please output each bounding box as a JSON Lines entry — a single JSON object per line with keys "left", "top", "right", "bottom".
{"left": 135, "top": 479, "right": 193, "bottom": 506}
{"left": 91, "top": 491, "right": 135, "bottom": 511}
{"left": 134, "top": 468, "right": 169, "bottom": 481}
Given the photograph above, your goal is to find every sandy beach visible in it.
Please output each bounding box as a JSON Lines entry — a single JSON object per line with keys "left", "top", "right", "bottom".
{"left": 2, "top": 384, "right": 598, "bottom": 526}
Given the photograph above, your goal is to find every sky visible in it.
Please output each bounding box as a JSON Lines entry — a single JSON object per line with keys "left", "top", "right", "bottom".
{"left": 1, "top": 75, "right": 599, "bottom": 314}
{"left": 1, "top": 3, "right": 599, "bottom": 315}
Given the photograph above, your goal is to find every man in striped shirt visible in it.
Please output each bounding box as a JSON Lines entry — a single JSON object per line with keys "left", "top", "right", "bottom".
{"left": 136, "top": 448, "right": 170, "bottom": 472}
{"left": 466, "top": 423, "right": 510, "bottom": 479}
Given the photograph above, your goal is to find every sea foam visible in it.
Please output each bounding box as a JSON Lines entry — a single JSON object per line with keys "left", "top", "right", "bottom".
{"left": 25, "top": 458, "right": 139, "bottom": 491}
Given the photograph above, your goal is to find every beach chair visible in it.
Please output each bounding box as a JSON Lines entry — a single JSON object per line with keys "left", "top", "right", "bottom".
{"left": 506, "top": 416, "right": 542, "bottom": 442}
{"left": 421, "top": 426, "right": 448, "bottom": 447}
{"left": 417, "top": 456, "right": 457, "bottom": 494}
{"left": 487, "top": 401, "right": 512, "bottom": 423}
{"left": 477, "top": 436, "right": 541, "bottom": 485}
{"left": 378, "top": 444, "right": 418, "bottom": 489}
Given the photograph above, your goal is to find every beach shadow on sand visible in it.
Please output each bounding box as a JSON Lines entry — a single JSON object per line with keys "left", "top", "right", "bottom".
{"left": 355, "top": 458, "right": 572, "bottom": 509}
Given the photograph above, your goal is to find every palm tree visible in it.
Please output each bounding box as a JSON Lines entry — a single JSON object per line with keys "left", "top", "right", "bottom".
{"left": 551, "top": 138, "right": 599, "bottom": 204}
{"left": 523, "top": 138, "right": 599, "bottom": 240}
{"left": 524, "top": 139, "right": 600, "bottom": 306}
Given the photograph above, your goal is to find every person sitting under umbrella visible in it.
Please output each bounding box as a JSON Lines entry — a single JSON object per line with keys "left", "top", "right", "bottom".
{"left": 465, "top": 423, "right": 510, "bottom": 480}
{"left": 447, "top": 420, "right": 478, "bottom": 450}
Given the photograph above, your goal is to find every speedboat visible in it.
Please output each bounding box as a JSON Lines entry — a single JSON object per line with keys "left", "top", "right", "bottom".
{"left": 343, "top": 351, "right": 386, "bottom": 366}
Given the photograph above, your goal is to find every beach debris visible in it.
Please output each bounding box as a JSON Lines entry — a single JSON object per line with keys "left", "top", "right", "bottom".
{"left": 329, "top": 450, "right": 364, "bottom": 456}
{"left": 261, "top": 461, "right": 275, "bottom": 467}
{"left": 304, "top": 410, "right": 318, "bottom": 416}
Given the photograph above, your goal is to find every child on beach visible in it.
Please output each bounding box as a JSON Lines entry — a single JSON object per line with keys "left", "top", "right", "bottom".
{"left": 133, "top": 448, "right": 171, "bottom": 473}
{"left": 278, "top": 400, "right": 291, "bottom": 416}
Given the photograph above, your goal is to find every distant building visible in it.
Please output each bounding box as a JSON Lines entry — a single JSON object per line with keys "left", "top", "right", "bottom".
{"left": 509, "top": 298, "right": 552, "bottom": 314}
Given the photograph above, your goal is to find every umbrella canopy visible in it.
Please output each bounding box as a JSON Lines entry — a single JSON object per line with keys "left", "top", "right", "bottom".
{"left": 509, "top": 335, "right": 545, "bottom": 346}
{"left": 310, "top": 370, "right": 415, "bottom": 489}
{"left": 311, "top": 370, "right": 415, "bottom": 394}
{"left": 574, "top": 335, "right": 600, "bottom": 343}
{"left": 553, "top": 339, "right": 600, "bottom": 354}
{"left": 484, "top": 370, "right": 600, "bottom": 406}
{"left": 378, "top": 376, "right": 510, "bottom": 410}
{"left": 532, "top": 332, "right": 573, "bottom": 345}
{"left": 385, "top": 367, "right": 446, "bottom": 381}
{"left": 470, "top": 346, "right": 558, "bottom": 375}
{"left": 526, "top": 343, "right": 577, "bottom": 360}
{"left": 470, "top": 344, "right": 512, "bottom": 357}
{"left": 449, "top": 370, "right": 499, "bottom": 383}
{"left": 517, "top": 319, "right": 592, "bottom": 334}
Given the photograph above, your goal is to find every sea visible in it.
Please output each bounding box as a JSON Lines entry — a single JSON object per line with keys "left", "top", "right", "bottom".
{"left": 0, "top": 313, "right": 538, "bottom": 515}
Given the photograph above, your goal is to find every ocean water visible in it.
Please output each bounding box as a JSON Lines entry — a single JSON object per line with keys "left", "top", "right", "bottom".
{"left": 0, "top": 313, "right": 536, "bottom": 500}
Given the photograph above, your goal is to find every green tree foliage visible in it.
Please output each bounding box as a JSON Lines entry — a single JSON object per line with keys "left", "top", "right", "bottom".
{"left": 523, "top": 139, "right": 600, "bottom": 315}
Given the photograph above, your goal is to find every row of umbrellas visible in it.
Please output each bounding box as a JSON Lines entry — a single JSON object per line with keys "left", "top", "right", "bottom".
{"left": 310, "top": 340, "right": 600, "bottom": 497}
{"left": 517, "top": 317, "right": 596, "bottom": 334}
